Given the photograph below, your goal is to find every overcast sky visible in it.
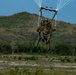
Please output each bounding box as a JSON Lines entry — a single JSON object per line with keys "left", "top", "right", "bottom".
{"left": 0, "top": 0, "right": 76, "bottom": 24}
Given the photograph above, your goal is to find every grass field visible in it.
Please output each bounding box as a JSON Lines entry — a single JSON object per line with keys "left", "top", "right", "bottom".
{"left": 0, "top": 68, "right": 76, "bottom": 75}
{"left": 0, "top": 54, "right": 76, "bottom": 75}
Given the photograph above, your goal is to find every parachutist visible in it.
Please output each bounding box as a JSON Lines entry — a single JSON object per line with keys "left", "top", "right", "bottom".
{"left": 34, "top": 6, "right": 57, "bottom": 51}
{"left": 34, "top": 19, "right": 56, "bottom": 51}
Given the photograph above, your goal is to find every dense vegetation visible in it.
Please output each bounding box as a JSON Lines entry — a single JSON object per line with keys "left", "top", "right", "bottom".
{"left": 0, "top": 12, "right": 76, "bottom": 55}
{"left": 0, "top": 67, "right": 76, "bottom": 75}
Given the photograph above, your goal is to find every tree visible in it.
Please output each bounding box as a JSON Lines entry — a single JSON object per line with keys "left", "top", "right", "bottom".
{"left": 10, "top": 41, "right": 18, "bottom": 55}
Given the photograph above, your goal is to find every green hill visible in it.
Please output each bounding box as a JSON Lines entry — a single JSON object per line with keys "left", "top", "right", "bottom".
{"left": 0, "top": 11, "right": 76, "bottom": 54}
{"left": 0, "top": 12, "right": 38, "bottom": 41}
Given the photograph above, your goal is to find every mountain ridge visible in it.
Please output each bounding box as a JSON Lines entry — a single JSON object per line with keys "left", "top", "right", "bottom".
{"left": 0, "top": 11, "right": 76, "bottom": 45}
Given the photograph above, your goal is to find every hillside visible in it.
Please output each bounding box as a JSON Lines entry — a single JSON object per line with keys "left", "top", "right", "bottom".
{"left": 0, "top": 12, "right": 76, "bottom": 54}
{"left": 0, "top": 12, "right": 76, "bottom": 43}
{"left": 0, "top": 12, "right": 39, "bottom": 42}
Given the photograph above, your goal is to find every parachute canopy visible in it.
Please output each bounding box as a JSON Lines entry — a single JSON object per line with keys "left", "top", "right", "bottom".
{"left": 34, "top": 0, "right": 73, "bottom": 11}
{"left": 57, "top": 0, "right": 74, "bottom": 11}
{"left": 34, "top": 0, "right": 42, "bottom": 7}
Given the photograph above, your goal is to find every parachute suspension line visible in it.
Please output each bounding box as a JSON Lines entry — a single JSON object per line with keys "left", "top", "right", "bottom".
{"left": 53, "top": 1, "right": 58, "bottom": 29}
{"left": 54, "top": 15, "right": 57, "bottom": 29}
{"left": 57, "top": 0, "right": 62, "bottom": 9}
{"left": 59, "top": 0, "right": 73, "bottom": 10}
{"left": 40, "top": 0, "right": 42, "bottom": 7}
{"left": 34, "top": 0, "right": 43, "bottom": 27}
{"left": 57, "top": 0, "right": 74, "bottom": 10}
{"left": 57, "top": 0, "right": 68, "bottom": 10}
{"left": 34, "top": 0, "right": 42, "bottom": 7}
{"left": 34, "top": 0, "right": 42, "bottom": 27}
{"left": 37, "top": 13, "right": 40, "bottom": 27}
{"left": 37, "top": 12, "right": 41, "bottom": 27}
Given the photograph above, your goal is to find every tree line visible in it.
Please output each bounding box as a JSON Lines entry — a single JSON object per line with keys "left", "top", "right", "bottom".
{"left": 0, "top": 39, "right": 76, "bottom": 56}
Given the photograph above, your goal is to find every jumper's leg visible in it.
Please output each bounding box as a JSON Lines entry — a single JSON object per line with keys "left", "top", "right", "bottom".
{"left": 34, "top": 31, "right": 42, "bottom": 47}
{"left": 47, "top": 40, "right": 51, "bottom": 51}
{"left": 46, "top": 33, "right": 52, "bottom": 51}
{"left": 31, "top": 32, "right": 41, "bottom": 52}
{"left": 35, "top": 37, "right": 41, "bottom": 47}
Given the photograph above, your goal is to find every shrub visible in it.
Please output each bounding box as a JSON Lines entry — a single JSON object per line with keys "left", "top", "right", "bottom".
{"left": 18, "top": 56, "right": 22, "bottom": 60}
{"left": 35, "top": 68, "right": 44, "bottom": 75}
{"left": 14, "top": 56, "right": 16, "bottom": 60}
{"left": 30, "top": 56, "right": 38, "bottom": 60}
{"left": 53, "top": 43, "right": 70, "bottom": 55}
{"left": 74, "top": 59, "right": 76, "bottom": 62}
{"left": 61, "top": 57, "right": 71, "bottom": 62}
{"left": 24, "top": 56, "right": 38, "bottom": 61}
